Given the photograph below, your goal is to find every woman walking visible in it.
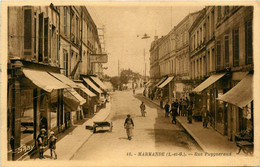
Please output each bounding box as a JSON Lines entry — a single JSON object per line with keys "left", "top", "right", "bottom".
{"left": 124, "top": 114, "right": 134, "bottom": 140}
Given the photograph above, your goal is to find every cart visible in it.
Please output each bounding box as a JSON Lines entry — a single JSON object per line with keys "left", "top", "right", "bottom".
{"left": 93, "top": 121, "right": 113, "bottom": 133}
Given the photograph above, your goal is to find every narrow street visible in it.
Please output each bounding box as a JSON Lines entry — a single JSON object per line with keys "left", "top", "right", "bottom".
{"left": 72, "top": 89, "right": 201, "bottom": 164}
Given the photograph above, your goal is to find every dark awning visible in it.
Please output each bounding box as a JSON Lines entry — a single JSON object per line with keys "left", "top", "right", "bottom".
{"left": 192, "top": 73, "right": 226, "bottom": 92}
{"left": 217, "top": 74, "right": 253, "bottom": 108}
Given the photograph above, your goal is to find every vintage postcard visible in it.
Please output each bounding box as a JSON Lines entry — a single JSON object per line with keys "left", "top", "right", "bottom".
{"left": 1, "top": 0, "right": 260, "bottom": 166}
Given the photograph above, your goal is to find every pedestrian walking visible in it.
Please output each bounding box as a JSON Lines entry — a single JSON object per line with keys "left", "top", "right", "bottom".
{"left": 37, "top": 128, "right": 47, "bottom": 159}
{"left": 201, "top": 105, "right": 210, "bottom": 128}
{"left": 124, "top": 114, "right": 134, "bottom": 140}
{"left": 182, "top": 98, "right": 188, "bottom": 116}
{"left": 48, "top": 131, "right": 57, "bottom": 159}
{"left": 133, "top": 88, "right": 135, "bottom": 95}
{"left": 170, "top": 105, "right": 178, "bottom": 124}
{"left": 140, "top": 101, "right": 146, "bottom": 117}
{"left": 187, "top": 104, "right": 193, "bottom": 124}
{"left": 164, "top": 102, "right": 170, "bottom": 117}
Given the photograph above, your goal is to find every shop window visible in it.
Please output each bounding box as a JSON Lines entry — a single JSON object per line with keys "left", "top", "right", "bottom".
{"left": 50, "top": 90, "right": 58, "bottom": 129}
{"left": 20, "top": 89, "right": 34, "bottom": 146}
{"left": 232, "top": 29, "right": 239, "bottom": 67}
{"left": 245, "top": 20, "right": 253, "bottom": 65}
{"left": 216, "top": 90, "right": 225, "bottom": 124}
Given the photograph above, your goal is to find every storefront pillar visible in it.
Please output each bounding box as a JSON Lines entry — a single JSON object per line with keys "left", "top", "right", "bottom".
{"left": 169, "top": 81, "right": 172, "bottom": 103}
{"left": 12, "top": 79, "right": 22, "bottom": 157}
{"left": 33, "top": 88, "right": 40, "bottom": 146}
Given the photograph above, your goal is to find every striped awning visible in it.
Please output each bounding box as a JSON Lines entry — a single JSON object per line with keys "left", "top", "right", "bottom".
{"left": 82, "top": 78, "right": 103, "bottom": 94}
{"left": 217, "top": 74, "right": 253, "bottom": 108}
{"left": 192, "top": 73, "right": 226, "bottom": 92}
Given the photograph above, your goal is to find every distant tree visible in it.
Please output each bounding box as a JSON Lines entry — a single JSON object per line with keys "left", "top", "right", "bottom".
{"left": 110, "top": 76, "right": 120, "bottom": 90}
{"left": 120, "top": 69, "right": 142, "bottom": 84}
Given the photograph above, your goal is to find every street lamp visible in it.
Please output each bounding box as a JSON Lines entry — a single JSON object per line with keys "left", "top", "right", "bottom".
{"left": 138, "top": 33, "right": 150, "bottom": 83}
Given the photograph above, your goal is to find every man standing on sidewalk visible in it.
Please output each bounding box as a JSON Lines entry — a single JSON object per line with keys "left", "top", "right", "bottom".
{"left": 140, "top": 101, "right": 146, "bottom": 117}
{"left": 179, "top": 98, "right": 183, "bottom": 116}
{"left": 164, "top": 102, "right": 170, "bottom": 117}
{"left": 201, "top": 105, "right": 210, "bottom": 128}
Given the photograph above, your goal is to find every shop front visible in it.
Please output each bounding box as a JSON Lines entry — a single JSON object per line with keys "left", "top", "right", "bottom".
{"left": 217, "top": 74, "right": 253, "bottom": 142}
{"left": 8, "top": 66, "right": 69, "bottom": 160}
{"left": 192, "top": 73, "right": 227, "bottom": 124}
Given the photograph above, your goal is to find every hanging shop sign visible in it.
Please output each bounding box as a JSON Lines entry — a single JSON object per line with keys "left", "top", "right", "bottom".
{"left": 89, "top": 54, "right": 108, "bottom": 63}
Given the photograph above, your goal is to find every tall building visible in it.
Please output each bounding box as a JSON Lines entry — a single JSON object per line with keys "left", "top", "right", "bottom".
{"left": 7, "top": 5, "right": 107, "bottom": 160}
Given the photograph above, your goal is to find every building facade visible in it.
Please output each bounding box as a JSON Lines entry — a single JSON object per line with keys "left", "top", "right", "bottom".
{"left": 149, "top": 6, "right": 253, "bottom": 142}
{"left": 7, "top": 5, "right": 107, "bottom": 160}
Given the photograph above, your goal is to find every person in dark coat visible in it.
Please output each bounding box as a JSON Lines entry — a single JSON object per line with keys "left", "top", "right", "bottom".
{"left": 37, "top": 128, "right": 47, "bottom": 159}
{"left": 179, "top": 98, "right": 183, "bottom": 116}
{"left": 170, "top": 105, "right": 178, "bottom": 124}
{"left": 201, "top": 105, "right": 210, "bottom": 128}
{"left": 164, "top": 102, "right": 170, "bottom": 117}
{"left": 48, "top": 131, "right": 57, "bottom": 159}
{"left": 187, "top": 105, "right": 193, "bottom": 124}
{"left": 182, "top": 98, "right": 188, "bottom": 116}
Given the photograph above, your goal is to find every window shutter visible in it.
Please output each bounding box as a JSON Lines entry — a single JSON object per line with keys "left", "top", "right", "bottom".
{"left": 224, "top": 36, "right": 229, "bottom": 67}
{"left": 38, "top": 13, "right": 44, "bottom": 62}
{"left": 24, "top": 8, "right": 32, "bottom": 57}
{"left": 245, "top": 20, "right": 253, "bottom": 65}
{"left": 216, "top": 40, "right": 221, "bottom": 70}
{"left": 232, "top": 29, "right": 239, "bottom": 67}
{"left": 44, "top": 17, "right": 49, "bottom": 63}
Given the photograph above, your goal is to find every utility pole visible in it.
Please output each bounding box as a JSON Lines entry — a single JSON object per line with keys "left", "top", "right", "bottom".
{"left": 144, "top": 48, "right": 146, "bottom": 81}
{"left": 118, "top": 59, "right": 120, "bottom": 76}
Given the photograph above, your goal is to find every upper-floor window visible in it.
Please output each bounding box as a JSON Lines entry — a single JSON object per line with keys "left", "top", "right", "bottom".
{"left": 232, "top": 29, "right": 239, "bottom": 67}
{"left": 64, "top": 7, "right": 67, "bottom": 35}
{"left": 24, "top": 8, "right": 32, "bottom": 57}
{"left": 211, "top": 9, "right": 215, "bottom": 37}
{"left": 224, "top": 6, "right": 230, "bottom": 15}
{"left": 245, "top": 20, "right": 253, "bottom": 65}
{"left": 216, "top": 40, "right": 221, "bottom": 70}
{"left": 217, "top": 6, "right": 221, "bottom": 21}
{"left": 224, "top": 35, "right": 229, "bottom": 67}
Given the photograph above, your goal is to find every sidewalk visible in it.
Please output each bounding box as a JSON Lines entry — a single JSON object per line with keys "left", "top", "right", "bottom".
{"left": 143, "top": 96, "right": 238, "bottom": 154}
{"left": 25, "top": 102, "right": 111, "bottom": 161}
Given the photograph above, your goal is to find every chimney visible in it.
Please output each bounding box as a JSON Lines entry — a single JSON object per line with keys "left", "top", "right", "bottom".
{"left": 154, "top": 36, "right": 158, "bottom": 40}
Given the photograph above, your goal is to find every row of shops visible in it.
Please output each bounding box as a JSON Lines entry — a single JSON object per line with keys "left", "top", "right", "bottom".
{"left": 7, "top": 60, "right": 109, "bottom": 160}
{"left": 145, "top": 70, "right": 253, "bottom": 143}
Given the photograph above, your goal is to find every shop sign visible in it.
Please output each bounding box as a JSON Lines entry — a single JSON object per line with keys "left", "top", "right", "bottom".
{"left": 90, "top": 54, "right": 108, "bottom": 63}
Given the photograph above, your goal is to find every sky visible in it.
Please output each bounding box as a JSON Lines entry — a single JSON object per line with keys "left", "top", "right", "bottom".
{"left": 87, "top": 4, "right": 204, "bottom": 77}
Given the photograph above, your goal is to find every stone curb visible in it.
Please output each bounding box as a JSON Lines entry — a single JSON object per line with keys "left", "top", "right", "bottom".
{"left": 69, "top": 103, "right": 112, "bottom": 160}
